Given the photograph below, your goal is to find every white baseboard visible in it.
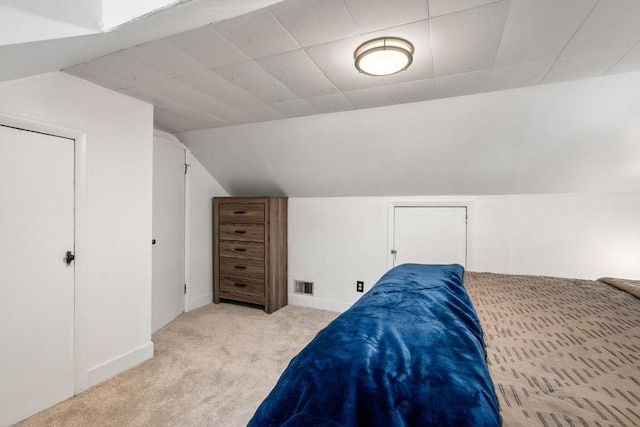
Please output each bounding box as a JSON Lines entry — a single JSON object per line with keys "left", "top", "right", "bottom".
{"left": 189, "top": 292, "right": 213, "bottom": 311}
{"left": 86, "top": 341, "right": 154, "bottom": 387}
{"left": 288, "top": 294, "right": 352, "bottom": 313}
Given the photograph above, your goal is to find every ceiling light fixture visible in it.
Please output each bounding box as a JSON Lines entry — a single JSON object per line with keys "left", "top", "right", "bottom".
{"left": 354, "top": 37, "right": 414, "bottom": 76}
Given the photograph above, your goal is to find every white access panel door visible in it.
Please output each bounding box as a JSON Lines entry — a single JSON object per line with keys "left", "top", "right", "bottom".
{"left": 0, "top": 126, "right": 75, "bottom": 426}
{"left": 393, "top": 206, "right": 467, "bottom": 268}
{"left": 152, "top": 137, "right": 185, "bottom": 333}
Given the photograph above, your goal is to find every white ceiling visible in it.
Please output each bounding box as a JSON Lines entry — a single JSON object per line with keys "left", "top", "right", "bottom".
{"left": 44, "top": 0, "right": 640, "bottom": 134}
{"left": 179, "top": 72, "right": 640, "bottom": 197}
{"left": 1, "top": 0, "right": 638, "bottom": 198}
{"left": 0, "top": 0, "right": 284, "bottom": 82}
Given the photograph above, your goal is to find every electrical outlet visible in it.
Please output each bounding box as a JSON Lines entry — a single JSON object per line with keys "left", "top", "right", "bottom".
{"left": 356, "top": 281, "right": 364, "bottom": 292}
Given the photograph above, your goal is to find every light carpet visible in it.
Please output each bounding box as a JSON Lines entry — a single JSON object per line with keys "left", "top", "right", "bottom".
{"left": 16, "top": 302, "right": 338, "bottom": 427}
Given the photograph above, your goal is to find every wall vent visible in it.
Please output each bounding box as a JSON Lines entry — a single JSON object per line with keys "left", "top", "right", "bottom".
{"left": 294, "top": 280, "right": 314, "bottom": 296}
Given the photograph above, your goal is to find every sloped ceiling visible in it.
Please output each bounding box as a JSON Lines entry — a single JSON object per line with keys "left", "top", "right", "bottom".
{"left": 179, "top": 72, "right": 640, "bottom": 197}
{"left": 0, "top": 0, "right": 284, "bottom": 81}
{"left": 1, "top": 0, "right": 639, "bottom": 197}
{"left": 56, "top": 0, "right": 640, "bottom": 134}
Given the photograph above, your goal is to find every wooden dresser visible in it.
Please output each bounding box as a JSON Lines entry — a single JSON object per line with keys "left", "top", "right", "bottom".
{"left": 213, "top": 196, "right": 287, "bottom": 313}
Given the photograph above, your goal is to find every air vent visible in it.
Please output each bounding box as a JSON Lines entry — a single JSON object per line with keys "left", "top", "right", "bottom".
{"left": 294, "top": 280, "right": 314, "bottom": 296}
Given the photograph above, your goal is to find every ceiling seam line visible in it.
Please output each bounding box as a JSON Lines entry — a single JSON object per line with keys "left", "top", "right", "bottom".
{"left": 486, "top": 0, "right": 514, "bottom": 92}
{"left": 266, "top": 7, "right": 302, "bottom": 50}
{"left": 602, "top": 40, "right": 640, "bottom": 76}
{"left": 427, "top": 15, "right": 437, "bottom": 93}
{"left": 334, "top": 0, "right": 359, "bottom": 110}
{"left": 539, "top": 0, "right": 600, "bottom": 84}
{"left": 430, "top": 0, "right": 503, "bottom": 19}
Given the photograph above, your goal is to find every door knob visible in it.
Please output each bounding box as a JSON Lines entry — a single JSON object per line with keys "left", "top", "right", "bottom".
{"left": 65, "top": 251, "right": 75, "bottom": 265}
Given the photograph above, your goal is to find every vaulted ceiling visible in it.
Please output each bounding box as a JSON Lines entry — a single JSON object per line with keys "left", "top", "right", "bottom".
{"left": 179, "top": 72, "right": 640, "bottom": 197}
{"left": 64, "top": 0, "right": 640, "bottom": 133}
{"left": 4, "top": 0, "right": 638, "bottom": 134}
{"left": 1, "top": 0, "right": 639, "bottom": 197}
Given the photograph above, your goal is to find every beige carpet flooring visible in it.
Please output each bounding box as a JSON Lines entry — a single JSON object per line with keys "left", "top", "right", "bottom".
{"left": 16, "top": 302, "right": 338, "bottom": 427}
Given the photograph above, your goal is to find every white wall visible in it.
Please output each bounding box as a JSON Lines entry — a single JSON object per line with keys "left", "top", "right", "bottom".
{"left": 289, "top": 192, "right": 640, "bottom": 312}
{"left": 0, "top": 72, "right": 154, "bottom": 389}
{"left": 474, "top": 193, "right": 640, "bottom": 278}
{"left": 288, "top": 197, "right": 388, "bottom": 311}
{"left": 181, "top": 72, "right": 640, "bottom": 198}
{"left": 186, "top": 151, "right": 228, "bottom": 310}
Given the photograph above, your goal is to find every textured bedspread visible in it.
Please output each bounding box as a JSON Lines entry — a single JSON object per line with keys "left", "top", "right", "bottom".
{"left": 249, "top": 264, "right": 500, "bottom": 426}
{"left": 464, "top": 272, "right": 640, "bottom": 427}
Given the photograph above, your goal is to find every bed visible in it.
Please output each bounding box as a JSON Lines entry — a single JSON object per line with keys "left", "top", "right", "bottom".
{"left": 248, "top": 264, "right": 500, "bottom": 426}
{"left": 465, "top": 272, "right": 640, "bottom": 427}
{"left": 249, "top": 264, "right": 640, "bottom": 427}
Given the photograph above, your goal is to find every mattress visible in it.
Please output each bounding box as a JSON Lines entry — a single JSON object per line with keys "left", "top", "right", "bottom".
{"left": 464, "top": 272, "right": 640, "bottom": 427}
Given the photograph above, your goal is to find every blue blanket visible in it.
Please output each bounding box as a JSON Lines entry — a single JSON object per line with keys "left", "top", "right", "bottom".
{"left": 248, "top": 264, "right": 499, "bottom": 426}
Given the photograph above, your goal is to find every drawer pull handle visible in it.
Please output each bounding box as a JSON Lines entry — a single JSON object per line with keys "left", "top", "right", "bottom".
{"left": 234, "top": 248, "right": 247, "bottom": 252}
{"left": 234, "top": 210, "right": 247, "bottom": 214}
{"left": 234, "top": 230, "right": 246, "bottom": 234}
{"left": 234, "top": 265, "right": 247, "bottom": 270}
{"left": 234, "top": 283, "right": 247, "bottom": 288}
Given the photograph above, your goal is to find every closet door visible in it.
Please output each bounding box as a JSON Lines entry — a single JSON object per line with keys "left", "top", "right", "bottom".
{"left": 392, "top": 206, "right": 467, "bottom": 268}
{"left": 0, "top": 125, "right": 75, "bottom": 425}
{"left": 152, "top": 136, "right": 185, "bottom": 333}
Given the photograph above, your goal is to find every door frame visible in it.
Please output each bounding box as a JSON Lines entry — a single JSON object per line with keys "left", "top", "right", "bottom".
{"left": 1, "top": 112, "right": 89, "bottom": 394}
{"left": 184, "top": 149, "right": 192, "bottom": 312}
{"left": 388, "top": 200, "right": 474, "bottom": 271}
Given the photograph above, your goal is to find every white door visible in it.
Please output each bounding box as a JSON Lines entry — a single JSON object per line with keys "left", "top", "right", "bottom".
{"left": 152, "top": 137, "right": 185, "bottom": 333}
{"left": 0, "top": 125, "right": 75, "bottom": 426}
{"left": 392, "top": 206, "right": 467, "bottom": 267}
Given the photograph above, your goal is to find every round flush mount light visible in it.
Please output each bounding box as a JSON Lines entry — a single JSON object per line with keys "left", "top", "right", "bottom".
{"left": 354, "top": 37, "right": 414, "bottom": 76}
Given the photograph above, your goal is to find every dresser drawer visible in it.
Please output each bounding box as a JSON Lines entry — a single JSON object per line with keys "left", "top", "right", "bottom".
{"left": 219, "top": 203, "right": 265, "bottom": 223}
{"left": 219, "top": 275, "right": 265, "bottom": 302}
{"left": 219, "top": 224, "right": 264, "bottom": 242}
{"left": 219, "top": 241, "right": 264, "bottom": 260}
{"left": 219, "top": 257, "right": 264, "bottom": 278}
